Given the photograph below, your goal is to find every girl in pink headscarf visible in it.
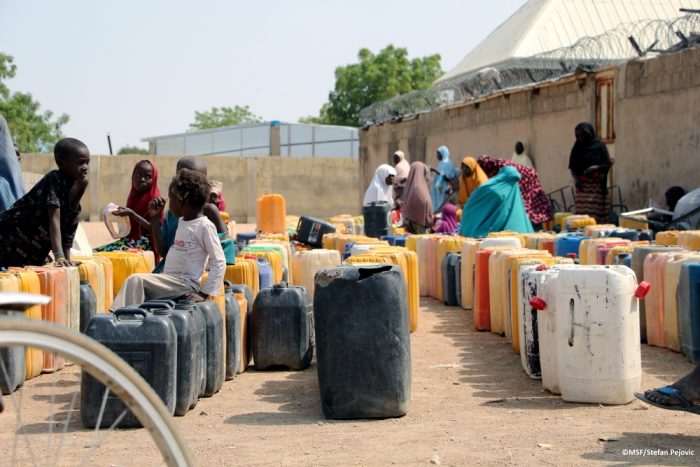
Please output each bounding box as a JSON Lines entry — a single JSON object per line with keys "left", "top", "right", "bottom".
{"left": 433, "top": 203, "right": 458, "bottom": 234}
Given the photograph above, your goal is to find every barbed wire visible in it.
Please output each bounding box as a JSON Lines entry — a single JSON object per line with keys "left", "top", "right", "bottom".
{"left": 359, "top": 13, "right": 700, "bottom": 126}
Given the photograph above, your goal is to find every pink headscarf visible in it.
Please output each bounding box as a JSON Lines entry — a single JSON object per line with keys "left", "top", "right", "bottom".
{"left": 394, "top": 150, "right": 410, "bottom": 181}
{"left": 435, "top": 203, "right": 458, "bottom": 234}
{"left": 402, "top": 162, "right": 433, "bottom": 227}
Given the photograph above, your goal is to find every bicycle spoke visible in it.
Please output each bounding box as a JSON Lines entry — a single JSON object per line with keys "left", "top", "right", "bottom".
{"left": 55, "top": 391, "right": 78, "bottom": 463}
{"left": 1, "top": 355, "right": 38, "bottom": 467}
{"left": 46, "top": 368, "right": 57, "bottom": 466}
{"left": 81, "top": 387, "right": 111, "bottom": 466}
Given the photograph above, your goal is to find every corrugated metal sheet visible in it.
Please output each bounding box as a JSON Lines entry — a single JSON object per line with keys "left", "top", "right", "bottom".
{"left": 437, "top": 0, "right": 700, "bottom": 83}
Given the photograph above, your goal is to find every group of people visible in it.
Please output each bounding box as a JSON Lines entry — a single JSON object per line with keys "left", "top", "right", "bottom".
{"left": 362, "top": 121, "right": 630, "bottom": 236}
{"left": 364, "top": 140, "right": 547, "bottom": 237}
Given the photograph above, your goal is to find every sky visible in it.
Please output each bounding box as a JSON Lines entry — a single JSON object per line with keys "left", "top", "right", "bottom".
{"left": 0, "top": 0, "right": 527, "bottom": 154}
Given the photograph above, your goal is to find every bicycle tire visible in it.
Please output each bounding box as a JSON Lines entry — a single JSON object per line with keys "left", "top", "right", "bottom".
{"left": 0, "top": 317, "right": 195, "bottom": 466}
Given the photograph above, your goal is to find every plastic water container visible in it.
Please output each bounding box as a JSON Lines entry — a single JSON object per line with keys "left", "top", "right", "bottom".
{"left": 518, "top": 265, "right": 554, "bottom": 379}
{"left": 643, "top": 253, "right": 678, "bottom": 347}
{"left": 173, "top": 301, "right": 207, "bottom": 399}
{"left": 474, "top": 249, "right": 495, "bottom": 331}
{"left": 0, "top": 268, "right": 24, "bottom": 393}
{"left": 481, "top": 237, "right": 521, "bottom": 249}
{"left": 228, "top": 284, "right": 254, "bottom": 369}
{"left": 441, "top": 253, "right": 461, "bottom": 306}
{"left": 9, "top": 269, "right": 44, "bottom": 380}
{"left": 678, "top": 263, "right": 700, "bottom": 363}
{"left": 256, "top": 194, "right": 286, "bottom": 234}
{"left": 460, "top": 239, "right": 481, "bottom": 310}
{"left": 296, "top": 216, "right": 337, "bottom": 248}
{"left": 632, "top": 245, "right": 684, "bottom": 341}
{"left": 142, "top": 300, "right": 202, "bottom": 416}
{"left": 79, "top": 280, "right": 97, "bottom": 333}
{"left": 314, "top": 265, "right": 411, "bottom": 419}
{"left": 290, "top": 249, "right": 342, "bottom": 299}
{"left": 223, "top": 283, "right": 242, "bottom": 379}
{"left": 175, "top": 300, "right": 224, "bottom": 398}
{"left": 529, "top": 266, "right": 563, "bottom": 392}
{"left": 553, "top": 266, "right": 644, "bottom": 404}
{"left": 363, "top": 201, "right": 392, "bottom": 239}
{"left": 103, "top": 202, "right": 131, "bottom": 239}
{"left": 554, "top": 234, "right": 589, "bottom": 258}
{"left": 615, "top": 253, "right": 632, "bottom": 267}
{"left": 81, "top": 307, "right": 177, "bottom": 427}
{"left": 663, "top": 255, "right": 700, "bottom": 351}
{"left": 256, "top": 258, "right": 273, "bottom": 290}
{"left": 251, "top": 283, "right": 313, "bottom": 370}
{"left": 488, "top": 249, "right": 517, "bottom": 336}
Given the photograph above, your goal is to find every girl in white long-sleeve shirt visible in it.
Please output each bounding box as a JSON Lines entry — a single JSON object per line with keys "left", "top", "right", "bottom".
{"left": 110, "top": 169, "right": 226, "bottom": 310}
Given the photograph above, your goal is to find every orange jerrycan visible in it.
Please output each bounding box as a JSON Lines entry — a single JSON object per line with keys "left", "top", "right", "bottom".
{"left": 27, "top": 267, "right": 67, "bottom": 373}
{"left": 9, "top": 269, "right": 44, "bottom": 379}
{"left": 256, "top": 194, "right": 287, "bottom": 234}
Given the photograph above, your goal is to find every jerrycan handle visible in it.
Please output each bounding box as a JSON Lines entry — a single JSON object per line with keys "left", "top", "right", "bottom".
{"left": 635, "top": 281, "right": 651, "bottom": 299}
{"left": 530, "top": 297, "right": 548, "bottom": 310}
{"left": 114, "top": 307, "right": 148, "bottom": 320}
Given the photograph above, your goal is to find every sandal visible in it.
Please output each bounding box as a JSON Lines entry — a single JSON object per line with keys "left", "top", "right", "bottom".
{"left": 634, "top": 386, "right": 700, "bottom": 415}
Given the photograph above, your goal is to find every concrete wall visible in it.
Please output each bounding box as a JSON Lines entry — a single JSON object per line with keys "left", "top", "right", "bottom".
{"left": 614, "top": 47, "right": 700, "bottom": 208}
{"left": 20, "top": 154, "right": 360, "bottom": 223}
{"left": 360, "top": 45, "right": 700, "bottom": 211}
{"left": 360, "top": 74, "right": 595, "bottom": 206}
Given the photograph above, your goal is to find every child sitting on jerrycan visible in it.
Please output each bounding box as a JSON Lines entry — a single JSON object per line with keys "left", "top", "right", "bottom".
{"left": 0, "top": 138, "right": 90, "bottom": 268}
{"left": 110, "top": 168, "right": 225, "bottom": 309}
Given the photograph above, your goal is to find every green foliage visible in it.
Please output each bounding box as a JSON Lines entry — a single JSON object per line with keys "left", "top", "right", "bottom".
{"left": 190, "top": 105, "right": 263, "bottom": 130}
{"left": 117, "top": 145, "right": 149, "bottom": 155}
{"left": 308, "top": 45, "right": 442, "bottom": 127}
{"left": 0, "top": 53, "right": 69, "bottom": 152}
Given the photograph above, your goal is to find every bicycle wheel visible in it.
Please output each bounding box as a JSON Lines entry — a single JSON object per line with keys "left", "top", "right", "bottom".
{"left": 0, "top": 316, "right": 195, "bottom": 466}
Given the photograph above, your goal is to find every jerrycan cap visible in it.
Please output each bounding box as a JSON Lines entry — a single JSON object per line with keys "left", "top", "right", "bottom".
{"left": 530, "top": 297, "right": 547, "bottom": 310}
{"left": 535, "top": 264, "right": 550, "bottom": 271}
{"left": 635, "top": 281, "right": 651, "bottom": 299}
{"left": 566, "top": 253, "right": 577, "bottom": 259}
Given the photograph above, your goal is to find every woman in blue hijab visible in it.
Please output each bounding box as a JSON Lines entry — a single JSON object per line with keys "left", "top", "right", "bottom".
{"left": 430, "top": 145, "right": 459, "bottom": 213}
{"left": 460, "top": 166, "right": 534, "bottom": 237}
{"left": 0, "top": 114, "right": 24, "bottom": 212}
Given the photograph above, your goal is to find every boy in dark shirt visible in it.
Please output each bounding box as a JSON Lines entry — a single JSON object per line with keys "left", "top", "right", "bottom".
{"left": 0, "top": 138, "right": 90, "bottom": 267}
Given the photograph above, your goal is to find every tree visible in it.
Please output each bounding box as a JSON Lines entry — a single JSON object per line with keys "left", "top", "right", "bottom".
{"left": 0, "top": 52, "right": 69, "bottom": 152}
{"left": 307, "top": 45, "right": 442, "bottom": 127}
{"left": 190, "top": 105, "right": 263, "bottom": 130}
{"left": 117, "top": 145, "right": 149, "bottom": 155}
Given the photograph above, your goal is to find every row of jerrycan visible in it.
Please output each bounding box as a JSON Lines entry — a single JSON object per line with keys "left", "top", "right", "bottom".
{"left": 520, "top": 264, "right": 649, "bottom": 405}
{"left": 641, "top": 249, "right": 700, "bottom": 362}
{"left": 81, "top": 282, "right": 251, "bottom": 427}
{"left": 0, "top": 267, "right": 99, "bottom": 395}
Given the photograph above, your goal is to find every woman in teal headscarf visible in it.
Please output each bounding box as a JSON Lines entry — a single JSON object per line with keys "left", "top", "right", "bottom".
{"left": 460, "top": 166, "right": 534, "bottom": 237}
{"left": 430, "top": 146, "right": 459, "bottom": 213}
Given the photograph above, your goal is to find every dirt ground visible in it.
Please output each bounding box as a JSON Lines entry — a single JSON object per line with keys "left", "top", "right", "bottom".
{"left": 2, "top": 222, "right": 699, "bottom": 465}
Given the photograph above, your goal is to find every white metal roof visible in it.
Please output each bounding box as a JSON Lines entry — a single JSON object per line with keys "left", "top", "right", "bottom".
{"left": 436, "top": 0, "right": 700, "bottom": 84}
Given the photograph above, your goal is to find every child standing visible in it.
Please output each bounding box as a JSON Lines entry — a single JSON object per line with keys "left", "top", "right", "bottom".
{"left": 94, "top": 160, "right": 163, "bottom": 258}
{"left": 0, "top": 138, "right": 89, "bottom": 267}
{"left": 110, "top": 169, "right": 225, "bottom": 309}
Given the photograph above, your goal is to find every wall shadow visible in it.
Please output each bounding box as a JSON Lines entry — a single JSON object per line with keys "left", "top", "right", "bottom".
{"left": 426, "top": 297, "right": 587, "bottom": 411}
